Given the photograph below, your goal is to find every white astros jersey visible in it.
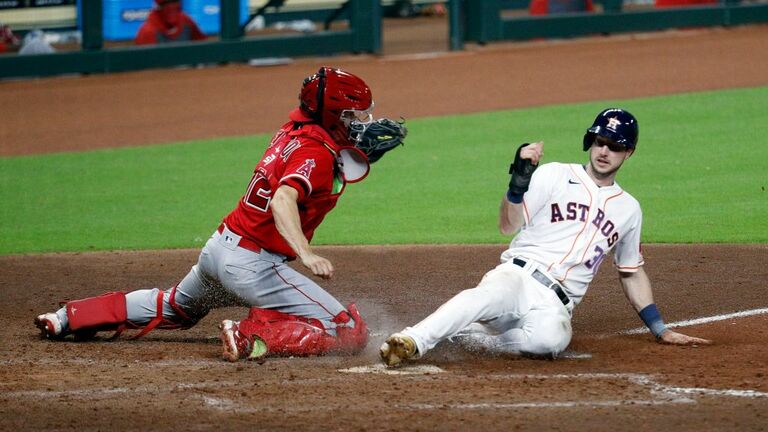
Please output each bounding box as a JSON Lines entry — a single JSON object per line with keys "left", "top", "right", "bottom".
{"left": 500, "top": 162, "right": 644, "bottom": 304}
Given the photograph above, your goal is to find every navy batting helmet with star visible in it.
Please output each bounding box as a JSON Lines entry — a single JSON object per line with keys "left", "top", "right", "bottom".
{"left": 583, "top": 108, "right": 639, "bottom": 151}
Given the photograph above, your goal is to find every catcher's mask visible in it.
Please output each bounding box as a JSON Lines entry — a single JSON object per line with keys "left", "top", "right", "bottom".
{"left": 291, "top": 67, "right": 374, "bottom": 148}
{"left": 583, "top": 108, "right": 638, "bottom": 151}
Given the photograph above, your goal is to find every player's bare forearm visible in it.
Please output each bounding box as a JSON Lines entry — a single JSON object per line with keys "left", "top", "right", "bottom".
{"left": 272, "top": 185, "right": 334, "bottom": 278}
{"left": 618, "top": 268, "right": 655, "bottom": 312}
{"left": 619, "top": 268, "right": 712, "bottom": 345}
{"left": 272, "top": 186, "right": 312, "bottom": 256}
{"left": 498, "top": 198, "right": 524, "bottom": 235}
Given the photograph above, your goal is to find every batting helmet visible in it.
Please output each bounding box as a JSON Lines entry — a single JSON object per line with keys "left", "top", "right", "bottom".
{"left": 582, "top": 108, "right": 639, "bottom": 151}
{"left": 292, "top": 67, "right": 374, "bottom": 147}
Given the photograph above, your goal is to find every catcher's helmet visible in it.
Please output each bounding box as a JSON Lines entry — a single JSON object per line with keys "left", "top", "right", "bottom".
{"left": 293, "top": 67, "right": 373, "bottom": 147}
{"left": 582, "top": 108, "right": 639, "bottom": 151}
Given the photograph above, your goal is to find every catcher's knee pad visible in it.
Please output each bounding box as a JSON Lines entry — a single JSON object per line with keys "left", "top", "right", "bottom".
{"left": 238, "top": 313, "right": 335, "bottom": 356}
{"left": 241, "top": 305, "right": 368, "bottom": 356}
{"left": 126, "top": 286, "right": 198, "bottom": 339}
{"left": 66, "top": 292, "right": 127, "bottom": 331}
{"left": 247, "top": 307, "right": 322, "bottom": 327}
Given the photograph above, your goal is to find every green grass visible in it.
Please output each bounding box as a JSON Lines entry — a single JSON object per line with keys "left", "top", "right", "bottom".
{"left": 2, "top": 86, "right": 767, "bottom": 254}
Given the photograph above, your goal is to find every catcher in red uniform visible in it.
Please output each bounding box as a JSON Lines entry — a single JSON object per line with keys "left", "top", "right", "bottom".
{"left": 135, "top": 0, "right": 206, "bottom": 45}
{"left": 34, "top": 67, "right": 407, "bottom": 362}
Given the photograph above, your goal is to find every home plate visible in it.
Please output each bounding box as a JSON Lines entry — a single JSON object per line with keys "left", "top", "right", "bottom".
{"left": 339, "top": 364, "right": 445, "bottom": 375}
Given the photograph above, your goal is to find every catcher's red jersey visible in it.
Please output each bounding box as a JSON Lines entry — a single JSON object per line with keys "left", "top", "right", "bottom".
{"left": 223, "top": 122, "right": 344, "bottom": 259}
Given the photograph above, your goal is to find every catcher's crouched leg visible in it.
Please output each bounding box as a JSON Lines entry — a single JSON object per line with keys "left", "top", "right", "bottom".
{"left": 34, "top": 292, "right": 128, "bottom": 341}
{"left": 61, "top": 286, "right": 196, "bottom": 340}
{"left": 63, "top": 292, "right": 128, "bottom": 340}
{"left": 220, "top": 304, "right": 368, "bottom": 361}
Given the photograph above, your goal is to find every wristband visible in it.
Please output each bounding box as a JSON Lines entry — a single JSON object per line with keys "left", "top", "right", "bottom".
{"left": 638, "top": 303, "right": 667, "bottom": 338}
{"left": 506, "top": 189, "right": 524, "bottom": 204}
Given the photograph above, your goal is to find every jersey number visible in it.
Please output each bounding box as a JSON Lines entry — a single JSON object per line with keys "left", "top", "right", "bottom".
{"left": 244, "top": 173, "right": 271, "bottom": 212}
{"left": 584, "top": 245, "right": 606, "bottom": 274}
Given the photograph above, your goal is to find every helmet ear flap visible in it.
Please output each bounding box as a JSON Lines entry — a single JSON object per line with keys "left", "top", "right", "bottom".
{"left": 315, "top": 67, "right": 326, "bottom": 123}
{"left": 299, "top": 67, "right": 328, "bottom": 122}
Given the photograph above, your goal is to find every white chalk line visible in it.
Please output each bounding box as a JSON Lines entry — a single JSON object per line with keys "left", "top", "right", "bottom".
{"left": 1, "top": 381, "right": 334, "bottom": 415}
{"left": 0, "top": 358, "right": 225, "bottom": 367}
{"left": 618, "top": 307, "right": 768, "bottom": 336}
{"left": 200, "top": 395, "right": 260, "bottom": 414}
{"left": 2, "top": 381, "right": 242, "bottom": 400}
{"left": 197, "top": 394, "right": 344, "bottom": 414}
{"left": 489, "top": 373, "right": 768, "bottom": 399}
{"left": 403, "top": 372, "right": 768, "bottom": 411}
{"left": 4, "top": 372, "right": 767, "bottom": 414}
{"left": 6, "top": 309, "right": 766, "bottom": 412}
{"left": 408, "top": 399, "right": 694, "bottom": 410}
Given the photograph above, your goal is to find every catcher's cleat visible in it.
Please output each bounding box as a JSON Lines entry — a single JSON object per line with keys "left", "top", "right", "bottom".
{"left": 34, "top": 313, "right": 63, "bottom": 339}
{"left": 219, "top": 320, "right": 268, "bottom": 363}
{"left": 379, "top": 333, "right": 417, "bottom": 367}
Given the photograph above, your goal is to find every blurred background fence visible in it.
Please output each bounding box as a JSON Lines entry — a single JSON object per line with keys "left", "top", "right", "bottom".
{"left": 1, "top": 0, "right": 767, "bottom": 79}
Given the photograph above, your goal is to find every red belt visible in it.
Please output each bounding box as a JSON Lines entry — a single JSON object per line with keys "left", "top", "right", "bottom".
{"left": 217, "top": 223, "right": 262, "bottom": 253}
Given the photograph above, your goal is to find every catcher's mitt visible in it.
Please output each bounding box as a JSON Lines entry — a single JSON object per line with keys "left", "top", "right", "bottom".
{"left": 356, "top": 118, "right": 407, "bottom": 163}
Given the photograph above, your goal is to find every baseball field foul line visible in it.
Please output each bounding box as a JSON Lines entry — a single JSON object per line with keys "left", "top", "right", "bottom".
{"left": 619, "top": 307, "right": 768, "bottom": 335}
{"left": 404, "top": 373, "right": 768, "bottom": 411}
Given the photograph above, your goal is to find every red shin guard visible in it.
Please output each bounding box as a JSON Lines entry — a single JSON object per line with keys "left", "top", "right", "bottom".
{"left": 65, "top": 287, "right": 193, "bottom": 340}
{"left": 66, "top": 292, "right": 127, "bottom": 331}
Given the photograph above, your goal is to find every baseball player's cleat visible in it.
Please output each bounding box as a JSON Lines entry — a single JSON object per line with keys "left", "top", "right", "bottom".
{"left": 219, "top": 320, "right": 268, "bottom": 363}
{"left": 34, "top": 313, "right": 62, "bottom": 339}
{"left": 379, "top": 333, "right": 417, "bottom": 367}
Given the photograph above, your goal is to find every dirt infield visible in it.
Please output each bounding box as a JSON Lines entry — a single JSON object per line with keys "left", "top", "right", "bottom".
{"left": 2, "top": 21, "right": 768, "bottom": 431}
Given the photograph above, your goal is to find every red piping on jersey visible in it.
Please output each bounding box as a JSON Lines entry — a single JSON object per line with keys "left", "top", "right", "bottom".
{"left": 548, "top": 165, "right": 593, "bottom": 274}
{"left": 522, "top": 198, "right": 531, "bottom": 224}
{"left": 271, "top": 263, "right": 336, "bottom": 318}
{"left": 562, "top": 188, "right": 624, "bottom": 281}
